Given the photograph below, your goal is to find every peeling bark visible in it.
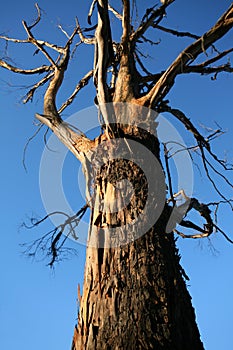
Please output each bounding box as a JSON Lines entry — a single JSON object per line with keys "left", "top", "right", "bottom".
{"left": 72, "top": 127, "right": 204, "bottom": 350}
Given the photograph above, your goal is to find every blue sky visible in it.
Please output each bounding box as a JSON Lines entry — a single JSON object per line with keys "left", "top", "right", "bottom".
{"left": 1, "top": 1, "right": 233, "bottom": 349}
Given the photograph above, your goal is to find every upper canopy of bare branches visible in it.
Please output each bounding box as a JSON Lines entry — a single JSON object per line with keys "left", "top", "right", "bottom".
{"left": 1, "top": 1, "right": 233, "bottom": 264}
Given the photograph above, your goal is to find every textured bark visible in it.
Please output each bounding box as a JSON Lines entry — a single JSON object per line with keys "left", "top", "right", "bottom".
{"left": 73, "top": 231, "right": 203, "bottom": 350}
{"left": 72, "top": 125, "right": 204, "bottom": 350}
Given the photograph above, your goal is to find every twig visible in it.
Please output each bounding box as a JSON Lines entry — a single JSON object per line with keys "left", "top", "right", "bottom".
{"left": 21, "top": 204, "right": 88, "bottom": 266}
{"left": 163, "top": 143, "right": 175, "bottom": 206}
{"left": 23, "top": 123, "right": 44, "bottom": 171}
{"left": 88, "top": 0, "right": 97, "bottom": 25}
{"left": 28, "top": 3, "right": 41, "bottom": 30}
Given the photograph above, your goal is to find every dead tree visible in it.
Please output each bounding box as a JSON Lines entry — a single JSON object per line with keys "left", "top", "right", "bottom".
{"left": 1, "top": 1, "right": 233, "bottom": 349}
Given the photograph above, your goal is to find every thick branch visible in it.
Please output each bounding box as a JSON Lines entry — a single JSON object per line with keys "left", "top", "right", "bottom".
{"left": 122, "top": 0, "right": 131, "bottom": 45}
{"left": 137, "top": 4, "right": 233, "bottom": 107}
{"left": 35, "top": 113, "right": 94, "bottom": 161}
{"left": 94, "top": 0, "right": 114, "bottom": 104}
{"left": 113, "top": 0, "right": 140, "bottom": 102}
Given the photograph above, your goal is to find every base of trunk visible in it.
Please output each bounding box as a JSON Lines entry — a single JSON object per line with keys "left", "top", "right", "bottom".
{"left": 72, "top": 225, "right": 204, "bottom": 350}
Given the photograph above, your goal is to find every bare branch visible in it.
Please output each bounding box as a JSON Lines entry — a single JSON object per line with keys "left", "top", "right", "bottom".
{"left": 153, "top": 24, "right": 222, "bottom": 55}
{"left": 183, "top": 48, "right": 233, "bottom": 76}
{"left": 190, "top": 48, "right": 233, "bottom": 68}
{"left": 154, "top": 24, "right": 199, "bottom": 40}
{"left": 0, "top": 60, "right": 51, "bottom": 74}
{"left": 0, "top": 34, "right": 66, "bottom": 54}
{"left": 170, "top": 190, "right": 214, "bottom": 239}
{"left": 94, "top": 0, "right": 114, "bottom": 104}
{"left": 137, "top": 4, "right": 233, "bottom": 107}
{"left": 75, "top": 17, "right": 95, "bottom": 45}
{"left": 139, "top": 72, "right": 164, "bottom": 83}
{"left": 35, "top": 113, "right": 94, "bottom": 161}
{"left": 163, "top": 143, "right": 175, "bottom": 206}
{"left": 23, "top": 123, "right": 44, "bottom": 171}
{"left": 141, "top": 35, "right": 161, "bottom": 46}
{"left": 88, "top": 0, "right": 97, "bottom": 25}
{"left": 174, "top": 228, "right": 211, "bottom": 240}
{"left": 130, "top": 1, "right": 175, "bottom": 43}
{"left": 134, "top": 50, "right": 153, "bottom": 76}
{"left": 175, "top": 224, "right": 233, "bottom": 244}
{"left": 57, "top": 24, "right": 70, "bottom": 39}
{"left": 21, "top": 204, "right": 88, "bottom": 266}
{"left": 0, "top": 35, "right": 28, "bottom": 44}
{"left": 113, "top": 0, "right": 141, "bottom": 103}
{"left": 65, "top": 21, "right": 81, "bottom": 48}
{"left": 161, "top": 104, "right": 210, "bottom": 148}
{"left": 0, "top": 13, "right": 94, "bottom": 161}
{"left": 215, "top": 225, "right": 233, "bottom": 244}
{"left": 185, "top": 64, "right": 233, "bottom": 76}
{"left": 122, "top": 0, "right": 131, "bottom": 44}
{"left": 108, "top": 4, "right": 122, "bottom": 20}
{"left": 161, "top": 105, "right": 232, "bottom": 168}
{"left": 22, "top": 20, "right": 57, "bottom": 67}
{"left": 161, "top": 104, "right": 233, "bottom": 206}
{"left": 28, "top": 3, "right": 41, "bottom": 30}
{"left": 23, "top": 72, "right": 54, "bottom": 103}
{"left": 199, "top": 146, "right": 233, "bottom": 208}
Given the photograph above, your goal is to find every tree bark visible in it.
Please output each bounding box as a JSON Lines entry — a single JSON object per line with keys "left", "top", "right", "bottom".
{"left": 72, "top": 122, "right": 204, "bottom": 349}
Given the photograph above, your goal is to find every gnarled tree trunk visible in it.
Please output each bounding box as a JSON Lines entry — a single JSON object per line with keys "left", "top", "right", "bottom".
{"left": 72, "top": 111, "right": 204, "bottom": 349}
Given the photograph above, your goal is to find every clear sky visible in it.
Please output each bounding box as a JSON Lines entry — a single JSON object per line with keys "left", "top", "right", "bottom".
{"left": 0, "top": 1, "right": 233, "bottom": 349}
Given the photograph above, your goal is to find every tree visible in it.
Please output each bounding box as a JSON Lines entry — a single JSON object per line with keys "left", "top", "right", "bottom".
{"left": 1, "top": 1, "right": 233, "bottom": 349}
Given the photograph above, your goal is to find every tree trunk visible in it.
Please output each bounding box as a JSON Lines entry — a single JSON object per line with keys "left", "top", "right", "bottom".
{"left": 72, "top": 119, "right": 204, "bottom": 349}
{"left": 1, "top": 3, "right": 233, "bottom": 350}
